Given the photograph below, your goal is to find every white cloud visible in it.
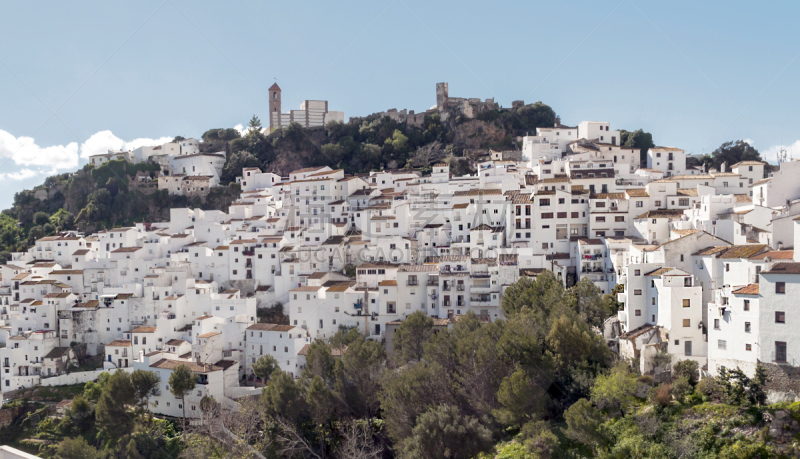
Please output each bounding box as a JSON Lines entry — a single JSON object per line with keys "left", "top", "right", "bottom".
{"left": 0, "top": 129, "right": 80, "bottom": 170}
{"left": 0, "top": 168, "right": 39, "bottom": 181}
{"left": 0, "top": 129, "right": 175, "bottom": 186}
{"left": 79, "top": 130, "right": 173, "bottom": 159}
{"left": 762, "top": 140, "right": 800, "bottom": 164}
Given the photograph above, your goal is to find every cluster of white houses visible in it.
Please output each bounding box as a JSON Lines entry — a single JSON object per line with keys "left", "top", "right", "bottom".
{"left": 4, "top": 119, "right": 800, "bottom": 416}
{"left": 88, "top": 137, "right": 226, "bottom": 197}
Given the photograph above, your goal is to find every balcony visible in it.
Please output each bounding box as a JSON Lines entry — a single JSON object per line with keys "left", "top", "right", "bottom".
{"left": 456, "top": 285, "right": 465, "bottom": 291}
{"left": 470, "top": 295, "right": 492, "bottom": 304}
{"left": 407, "top": 279, "right": 419, "bottom": 286}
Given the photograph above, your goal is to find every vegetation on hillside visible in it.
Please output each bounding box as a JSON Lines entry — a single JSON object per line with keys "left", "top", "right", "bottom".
{"left": 0, "top": 160, "right": 240, "bottom": 262}
{"left": 2, "top": 274, "right": 792, "bottom": 458}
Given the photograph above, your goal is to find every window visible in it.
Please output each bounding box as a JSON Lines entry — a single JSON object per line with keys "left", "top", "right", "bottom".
{"left": 745, "top": 322, "right": 751, "bottom": 333}
{"left": 718, "top": 340, "right": 727, "bottom": 350}
{"left": 636, "top": 201, "right": 643, "bottom": 208}
{"left": 776, "top": 282, "right": 786, "bottom": 294}
{"left": 682, "top": 299, "right": 690, "bottom": 308}
{"left": 634, "top": 269, "right": 641, "bottom": 276}
{"left": 743, "top": 299, "right": 750, "bottom": 311}
{"left": 776, "top": 341, "right": 787, "bottom": 362}
{"left": 684, "top": 277, "right": 692, "bottom": 287}
{"left": 776, "top": 311, "right": 786, "bottom": 323}
{"left": 615, "top": 216, "right": 624, "bottom": 222}
{"left": 746, "top": 344, "right": 752, "bottom": 351}
{"left": 634, "top": 289, "right": 642, "bottom": 295}
{"left": 635, "top": 309, "right": 641, "bottom": 316}
{"left": 714, "top": 318, "right": 720, "bottom": 329}
{"left": 725, "top": 263, "right": 730, "bottom": 272}
{"left": 541, "top": 212, "right": 553, "bottom": 219}
{"left": 683, "top": 319, "right": 691, "bottom": 327}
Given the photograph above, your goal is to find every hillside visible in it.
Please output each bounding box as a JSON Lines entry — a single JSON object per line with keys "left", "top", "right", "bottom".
{"left": 0, "top": 102, "right": 562, "bottom": 261}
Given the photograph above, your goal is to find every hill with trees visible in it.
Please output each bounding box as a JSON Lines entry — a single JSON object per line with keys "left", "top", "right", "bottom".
{"left": 1, "top": 274, "right": 794, "bottom": 458}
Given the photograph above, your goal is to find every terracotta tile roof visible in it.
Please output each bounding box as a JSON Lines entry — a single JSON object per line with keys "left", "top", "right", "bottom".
{"left": 107, "top": 339, "right": 131, "bottom": 347}
{"left": 111, "top": 247, "right": 141, "bottom": 253}
{"left": 379, "top": 280, "right": 397, "bottom": 286}
{"left": 132, "top": 326, "right": 157, "bottom": 333}
{"left": 326, "top": 281, "right": 356, "bottom": 292}
{"left": 246, "top": 323, "right": 277, "bottom": 331}
{"left": 291, "top": 286, "right": 323, "bottom": 292}
{"left": 197, "top": 331, "right": 221, "bottom": 338}
{"left": 734, "top": 194, "right": 752, "bottom": 203}
{"left": 453, "top": 189, "right": 502, "bottom": 197}
{"left": 763, "top": 262, "right": 800, "bottom": 275}
{"left": 626, "top": 188, "right": 649, "bottom": 197}
{"left": 732, "top": 284, "right": 759, "bottom": 295}
{"left": 750, "top": 250, "right": 794, "bottom": 260}
{"left": 633, "top": 209, "right": 686, "bottom": 219}
{"left": 676, "top": 188, "right": 698, "bottom": 197}
{"left": 591, "top": 192, "right": 625, "bottom": 199}
{"left": 645, "top": 267, "right": 675, "bottom": 276}
{"left": 693, "top": 246, "right": 730, "bottom": 256}
{"left": 50, "top": 270, "right": 83, "bottom": 275}
{"left": 718, "top": 244, "right": 768, "bottom": 259}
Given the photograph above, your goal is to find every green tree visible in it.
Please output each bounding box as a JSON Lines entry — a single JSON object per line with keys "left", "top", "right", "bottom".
{"left": 64, "top": 395, "right": 93, "bottom": 433}
{"left": 393, "top": 311, "right": 434, "bottom": 363}
{"left": 563, "top": 398, "right": 606, "bottom": 454}
{"left": 620, "top": 129, "right": 655, "bottom": 165}
{"left": 33, "top": 211, "right": 50, "bottom": 226}
{"left": 590, "top": 362, "right": 638, "bottom": 416}
{"left": 49, "top": 208, "right": 74, "bottom": 231}
{"left": 54, "top": 436, "right": 98, "bottom": 459}
{"left": 673, "top": 359, "right": 699, "bottom": 386}
{"left": 494, "top": 368, "right": 546, "bottom": 427}
{"left": 130, "top": 369, "right": 161, "bottom": 415}
{"left": 520, "top": 420, "right": 559, "bottom": 458}
{"left": 303, "top": 340, "right": 336, "bottom": 381}
{"left": 260, "top": 369, "right": 307, "bottom": 423}
{"left": 306, "top": 375, "right": 339, "bottom": 426}
{"left": 379, "top": 361, "right": 454, "bottom": 444}
{"left": 571, "top": 277, "right": 612, "bottom": 328}
{"left": 400, "top": 404, "right": 493, "bottom": 459}
{"left": 252, "top": 354, "right": 279, "bottom": 384}
{"left": 749, "top": 363, "right": 769, "bottom": 406}
{"left": 168, "top": 364, "right": 197, "bottom": 440}
{"left": 546, "top": 314, "right": 610, "bottom": 377}
{"left": 699, "top": 140, "right": 762, "bottom": 172}
{"left": 95, "top": 370, "right": 136, "bottom": 441}
{"left": 501, "top": 271, "right": 569, "bottom": 319}
{"left": 340, "top": 336, "right": 386, "bottom": 417}
{"left": 247, "top": 115, "right": 262, "bottom": 133}
{"left": 603, "top": 284, "right": 625, "bottom": 312}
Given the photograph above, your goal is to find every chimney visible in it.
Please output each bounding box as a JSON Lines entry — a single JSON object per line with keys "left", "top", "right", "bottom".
{"left": 721, "top": 162, "right": 727, "bottom": 173}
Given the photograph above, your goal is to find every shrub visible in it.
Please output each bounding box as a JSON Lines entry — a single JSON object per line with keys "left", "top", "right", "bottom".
{"left": 671, "top": 376, "right": 693, "bottom": 403}
{"left": 696, "top": 377, "right": 724, "bottom": 401}
{"left": 653, "top": 384, "right": 672, "bottom": 407}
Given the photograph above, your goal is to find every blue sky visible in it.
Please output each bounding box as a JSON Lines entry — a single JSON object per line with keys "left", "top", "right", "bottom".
{"left": 2, "top": 0, "right": 800, "bottom": 209}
